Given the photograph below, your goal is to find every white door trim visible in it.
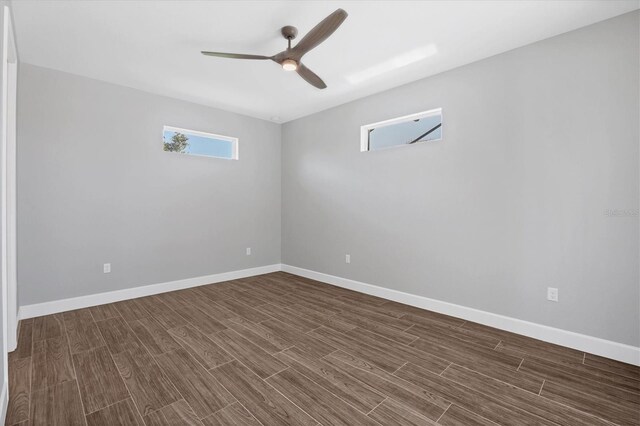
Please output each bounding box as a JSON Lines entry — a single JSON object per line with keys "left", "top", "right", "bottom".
{"left": 1, "top": 10, "right": 8, "bottom": 405}
{"left": 4, "top": 5, "right": 16, "bottom": 353}
{"left": 2, "top": 3, "right": 18, "bottom": 358}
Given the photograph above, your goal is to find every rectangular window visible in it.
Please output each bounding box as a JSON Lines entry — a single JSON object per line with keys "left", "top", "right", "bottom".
{"left": 163, "top": 126, "right": 238, "bottom": 160}
{"left": 360, "top": 108, "right": 442, "bottom": 152}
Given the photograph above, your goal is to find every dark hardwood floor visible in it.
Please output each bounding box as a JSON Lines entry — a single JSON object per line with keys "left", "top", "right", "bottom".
{"left": 5, "top": 272, "right": 640, "bottom": 425}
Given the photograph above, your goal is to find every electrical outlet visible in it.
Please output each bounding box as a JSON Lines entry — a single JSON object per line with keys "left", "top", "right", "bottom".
{"left": 103, "top": 263, "right": 111, "bottom": 274}
{"left": 246, "top": 247, "right": 251, "bottom": 256}
{"left": 547, "top": 287, "right": 558, "bottom": 302}
{"left": 345, "top": 254, "right": 351, "bottom": 264}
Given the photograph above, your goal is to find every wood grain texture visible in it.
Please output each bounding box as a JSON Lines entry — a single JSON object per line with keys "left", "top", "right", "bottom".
{"left": 275, "top": 347, "right": 385, "bottom": 413}
{"left": 368, "top": 398, "right": 437, "bottom": 425}
{"left": 381, "top": 322, "right": 540, "bottom": 391}
{"left": 6, "top": 355, "right": 31, "bottom": 425}
{"left": 133, "top": 295, "right": 170, "bottom": 317}
{"left": 540, "top": 379, "right": 639, "bottom": 425}
{"left": 462, "top": 321, "right": 584, "bottom": 361}
{"left": 152, "top": 290, "right": 192, "bottom": 311}
{"left": 88, "top": 303, "right": 121, "bottom": 322}
{"left": 210, "top": 360, "right": 317, "bottom": 426}
{"left": 409, "top": 334, "right": 544, "bottom": 393}
{"left": 6, "top": 272, "right": 639, "bottom": 426}
{"left": 112, "top": 346, "right": 180, "bottom": 416}
{"left": 14, "top": 321, "right": 33, "bottom": 359}
{"left": 64, "top": 309, "right": 106, "bottom": 354}
{"left": 194, "top": 285, "right": 228, "bottom": 302}
{"left": 143, "top": 400, "right": 203, "bottom": 426}
{"left": 149, "top": 307, "right": 190, "bottom": 330}
{"left": 85, "top": 398, "right": 144, "bottom": 426}
{"left": 31, "top": 336, "right": 76, "bottom": 391}
{"left": 286, "top": 303, "right": 356, "bottom": 333}
{"left": 310, "top": 326, "right": 406, "bottom": 373}
{"left": 32, "top": 314, "right": 64, "bottom": 341}
{"left": 520, "top": 354, "right": 640, "bottom": 397}
{"left": 225, "top": 317, "right": 289, "bottom": 353}
{"left": 344, "top": 328, "right": 457, "bottom": 377}
{"left": 324, "top": 351, "right": 450, "bottom": 421}
{"left": 584, "top": 353, "right": 640, "bottom": 381}
{"left": 441, "top": 363, "right": 613, "bottom": 425}
{"left": 214, "top": 298, "right": 270, "bottom": 323}
{"left": 222, "top": 288, "right": 269, "bottom": 307}
{"left": 245, "top": 285, "right": 300, "bottom": 307}
{"left": 395, "top": 362, "right": 555, "bottom": 425}
{"left": 201, "top": 403, "right": 261, "bottom": 426}
{"left": 407, "top": 322, "right": 500, "bottom": 349}
{"left": 175, "top": 305, "right": 228, "bottom": 335}
{"left": 29, "top": 380, "right": 86, "bottom": 426}
{"left": 254, "top": 302, "right": 319, "bottom": 332}
{"left": 154, "top": 348, "right": 234, "bottom": 418}
{"left": 189, "top": 296, "right": 239, "bottom": 323}
{"left": 113, "top": 298, "right": 151, "bottom": 322}
{"left": 378, "top": 301, "right": 465, "bottom": 327}
{"left": 437, "top": 405, "right": 497, "bottom": 426}
{"left": 337, "top": 310, "right": 418, "bottom": 344}
{"left": 167, "top": 325, "right": 234, "bottom": 369}
{"left": 208, "top": 329, "right": 287, "bottom": 379}
{"left": 73, "top": 346, "right": 130, "bottom": 414}
{"left": 128, "top": 316, "right": 181, "bottom": 355}
{"left": 261, "top": 319, "right": 335, "bottom": 358}
{"left": 337, "top": 303, "right": 413, "bottom": 331}
{"left": 96, "top": 316, "right": 143, "bottom": 355}
{"left": 266, "top": 368, "right": 380, "bottom": 426}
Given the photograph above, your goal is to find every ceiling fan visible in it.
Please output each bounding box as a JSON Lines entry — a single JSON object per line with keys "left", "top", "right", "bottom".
{"left": 201, "top": 8, "right": 348, "bottom": 89}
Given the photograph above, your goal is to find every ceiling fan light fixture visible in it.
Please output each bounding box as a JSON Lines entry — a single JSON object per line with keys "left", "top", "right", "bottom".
{"left": 282, "top": 59, "right": 298, "bottom": 71}
{"left": 201, "top": 8, "right": 348, "bottom": 88}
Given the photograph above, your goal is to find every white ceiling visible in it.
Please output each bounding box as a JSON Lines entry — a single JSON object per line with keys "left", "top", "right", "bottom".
{"left": 12, "top": 1, "right": 639, "bottom": 123}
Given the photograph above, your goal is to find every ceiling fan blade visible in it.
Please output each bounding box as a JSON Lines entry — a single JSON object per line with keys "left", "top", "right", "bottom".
{"left": 201, "top": 51, "right": 272, "bottom": 60}
{"left": 297, "top": 63, "right": 327, "bottom": 89}
{"left": 293, "top": 9, "right": 347, "bottom": 56}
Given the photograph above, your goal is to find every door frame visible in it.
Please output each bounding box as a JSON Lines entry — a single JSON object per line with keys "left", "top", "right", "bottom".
{"left": 2, "top": 4, "right": 18, "bottom": 357}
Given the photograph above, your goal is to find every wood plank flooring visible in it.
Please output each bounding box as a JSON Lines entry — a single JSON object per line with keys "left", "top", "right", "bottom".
{"left": 6, "top": 272, "right": 640, "bottom": 425}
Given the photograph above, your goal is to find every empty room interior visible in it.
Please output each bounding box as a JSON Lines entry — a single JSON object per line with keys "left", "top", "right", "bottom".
{"left": 0, "top": 0, "right": 638, "bottom": 425}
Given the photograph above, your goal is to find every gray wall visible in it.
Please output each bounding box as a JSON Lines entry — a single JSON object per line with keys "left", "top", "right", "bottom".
{"left": 18, "top": 63, "right": 281, "bottom": 305}
{"left": 16, "top": 12, "right": 640, "bottom": 347}
{"left": 282, "top": 12, "right": 640, "bottom": 346}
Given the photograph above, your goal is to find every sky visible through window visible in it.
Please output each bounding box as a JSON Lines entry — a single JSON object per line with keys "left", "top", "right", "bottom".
{"left": 163, "top": 128, "right": 235, "bottom": 159}
{"left": 369, "top": 114, "right": 442, "bottom": 151}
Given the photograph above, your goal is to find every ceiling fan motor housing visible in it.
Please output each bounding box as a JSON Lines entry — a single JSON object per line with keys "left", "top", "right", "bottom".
{"left": 281, "top": 26, "right": 298, "bottom": 40}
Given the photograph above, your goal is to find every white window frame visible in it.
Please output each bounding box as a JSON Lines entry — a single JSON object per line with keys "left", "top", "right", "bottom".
{"left": 360, "top": 107, "right": 442, "bottom": 152}
{"left": 163, "top": 125, "right": 239, "bottom": 160}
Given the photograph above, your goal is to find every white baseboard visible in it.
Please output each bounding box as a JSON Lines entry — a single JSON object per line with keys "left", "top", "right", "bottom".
{"left": 17, "top": 262, "right": 639, "bottom": 366}
{"left": 0, "top": 379, "right": 8, "bottom": 426}
{"left": 18, "top": 264, "right": 281, "bottom": 320}
{"left": 282, "top": 264, "right": 640, "bottom": 366}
